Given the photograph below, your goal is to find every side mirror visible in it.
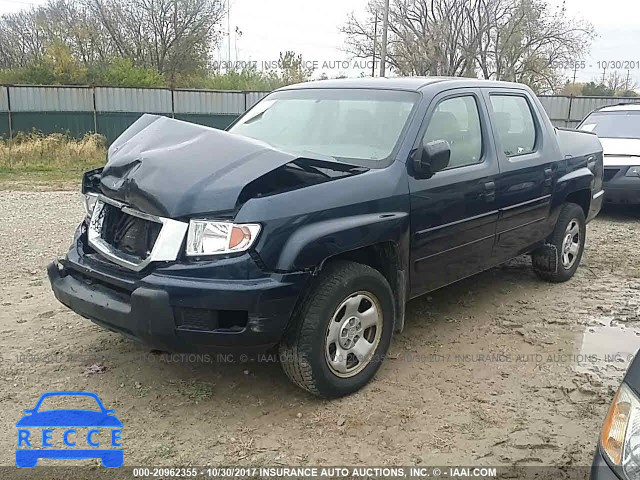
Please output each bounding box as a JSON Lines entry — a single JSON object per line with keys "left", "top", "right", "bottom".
{"left": 413, "top": 140, "right": 451, "bottom": 178}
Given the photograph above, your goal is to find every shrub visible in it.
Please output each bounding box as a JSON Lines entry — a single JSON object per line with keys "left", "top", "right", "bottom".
{"left": 0, "top": 131, "right": 106, "bottom": 175}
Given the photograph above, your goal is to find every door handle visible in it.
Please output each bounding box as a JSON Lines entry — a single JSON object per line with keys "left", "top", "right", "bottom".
{"left": 544, "top": 168, "right": 553, "bottom": 187}
{"left": 483, "top": 181, "right": 496, "bottom": 202}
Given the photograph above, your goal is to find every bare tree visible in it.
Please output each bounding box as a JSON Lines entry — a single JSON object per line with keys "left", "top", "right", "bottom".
{"left": 0, "top": 10, "right": 48, "bottom": 68}
{"left": 342, "top": 0, "right": 594, "bottom": 93}
{"left": 343, "top": 0, "right": 467, "bottom": 76}
{"left": 485, "top": 0, "right": 593, "bottom": 92}
{"left": 603, "top": 71, "right": 639, "bottom": 94}
{"left": 0, "top": 0, "right": 225, "bottom": 84}
{"left": 86, "top": 0, "right": 224, "bottom": 84}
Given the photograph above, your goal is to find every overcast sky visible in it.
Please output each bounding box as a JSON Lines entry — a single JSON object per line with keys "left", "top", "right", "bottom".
{"left": 1, "top": 0, "right": 639, "bottom": 84}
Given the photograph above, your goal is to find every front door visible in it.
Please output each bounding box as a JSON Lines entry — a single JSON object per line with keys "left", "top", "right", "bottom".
{"left": 409, "top": 89, "right": 501, "bottom": 298}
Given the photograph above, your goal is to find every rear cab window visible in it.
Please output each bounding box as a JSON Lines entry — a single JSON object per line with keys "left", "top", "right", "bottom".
{"left": 489, "top": 94, "right": 538, "bottom": 157}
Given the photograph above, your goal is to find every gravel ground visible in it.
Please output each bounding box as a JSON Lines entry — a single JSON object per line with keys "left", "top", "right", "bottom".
{"left": 1, "top": 190, "right": 639, "bottom": 474}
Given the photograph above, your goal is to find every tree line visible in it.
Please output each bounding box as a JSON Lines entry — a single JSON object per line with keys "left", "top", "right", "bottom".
{"left": 559, "top": 72, "right": 640, "bottom": 97}
{"left": 0, "top": 0, "right": 312, "bottom": 89}
{"left": 342, "top": 0, "right": 599, "bottom": 94}
{"left": 0, "top": 0, "right": 637, "bottom": 95}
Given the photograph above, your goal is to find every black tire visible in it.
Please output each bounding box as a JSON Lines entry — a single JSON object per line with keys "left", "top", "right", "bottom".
{"left": 279, "top": 261, "right": 395, "bottom": 398}
{"left": 532, "top": 203, "right": 586, "bottom": 283}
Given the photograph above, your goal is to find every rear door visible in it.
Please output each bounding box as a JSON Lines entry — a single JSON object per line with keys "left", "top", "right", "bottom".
{"left": 409, "top": 88, "right": 500, "bottom": 298}
{"left": 482, "top": 89, "right": 557, "bottom": 261}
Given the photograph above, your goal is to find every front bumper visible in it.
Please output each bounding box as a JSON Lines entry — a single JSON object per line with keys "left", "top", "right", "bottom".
{"left": 591, "top": 446, "right": 623, "bottom": 480}
{"left": 48, "top": 229, "right": 311, "bottom": 352}
{"left": 603, "top": 167, "right": 640, "bottom": 205}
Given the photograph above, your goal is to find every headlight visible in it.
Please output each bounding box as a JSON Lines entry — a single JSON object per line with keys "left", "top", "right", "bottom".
{"left": 186, "top": 220, "right": 261, "bottom": 256}
{"left": 84, "top": 193, "right": 98, "bottom": 218}
{"left": 601, "top": 383, "right": 640, "bottom": 479}
{"left": 626, "top": 166, "right": 640, "bottom": 178}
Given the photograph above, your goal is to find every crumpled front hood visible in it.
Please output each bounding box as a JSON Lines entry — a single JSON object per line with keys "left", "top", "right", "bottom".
{"left": 100, "top": 114, "right": 301, "bottom": 218}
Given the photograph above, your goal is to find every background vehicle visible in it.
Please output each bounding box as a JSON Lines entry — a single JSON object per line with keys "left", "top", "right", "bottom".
{"left": 592, "top": 353, "right": 640, "bottom": 480}
{"left": 49, "top": 78, "right": 603, "bottom": 398}
{"left": 578, "top": 104, "right": 640, "bottom": 205}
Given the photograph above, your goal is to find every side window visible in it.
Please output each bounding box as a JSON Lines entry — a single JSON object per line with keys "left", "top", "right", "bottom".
{"left": 423, "top": 96, "right": 483, "bottom": 169}
{"left": 490, "top": 95, "right": 537, "bottom": 157}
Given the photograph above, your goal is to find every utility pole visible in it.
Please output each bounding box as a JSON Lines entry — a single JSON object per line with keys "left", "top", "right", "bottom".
{"left": 372, "top": 13, "right": 378, "bottom": 77}
{"left": 227, "top": 0, "right": 232, "bottom": 64}
{"left": 625, "top": 69, "right": 631, "bottom": 91}
{"left": 379, "top": 0, "right": 390, "bottom": 77}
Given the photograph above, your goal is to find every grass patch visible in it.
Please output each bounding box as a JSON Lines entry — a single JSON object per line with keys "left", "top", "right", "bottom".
{"left": 0, "top": 132, "right": 106, "bottom": 188}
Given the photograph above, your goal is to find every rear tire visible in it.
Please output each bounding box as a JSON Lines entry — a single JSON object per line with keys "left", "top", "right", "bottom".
{"left": 532, "top": 203, "right": 586, "bottom": 283}
{"left": 279, "top": 261, "right": 394, "bottom": 398}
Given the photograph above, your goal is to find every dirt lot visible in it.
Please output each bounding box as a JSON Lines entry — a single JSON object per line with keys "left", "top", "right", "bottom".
{"left": 1, "top": 190, "right": 639, "bottom": 472}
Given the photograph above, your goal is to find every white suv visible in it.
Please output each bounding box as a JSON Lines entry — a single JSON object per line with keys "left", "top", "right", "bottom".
{"left": 579, "top": 104, "right": 640, "bottom": 205}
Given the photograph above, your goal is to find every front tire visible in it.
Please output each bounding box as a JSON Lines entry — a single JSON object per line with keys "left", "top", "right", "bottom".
{"left": 532, "top": 203, "right": 586, "bottom": 283}
{"left": 279, "top": 261, "right": 395, "bottom": 398}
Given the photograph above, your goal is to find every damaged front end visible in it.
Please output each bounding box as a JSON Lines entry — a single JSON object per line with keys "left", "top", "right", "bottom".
{"left": 48, "top": 114, "right": 378, "bottom": 351}
{"left": 76, "top": 114, "right": 367, "bottom": 272}
{"left": 237, "top": 157, "right": 367, "bottom": 204}
{"left": 96, "top": 114, "right": 367, "bottom": 219}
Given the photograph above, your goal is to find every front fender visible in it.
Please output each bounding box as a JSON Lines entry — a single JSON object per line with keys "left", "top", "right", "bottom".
{"left": 275, "top": 212, "right": 410, "bottom": 271}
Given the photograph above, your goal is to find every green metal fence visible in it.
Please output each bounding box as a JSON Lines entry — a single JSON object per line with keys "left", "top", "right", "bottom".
{"left": 0, "top": 86, "right": 267, "bottom": 144}
{"left": 1, "top": 85, "right": 639, "bottom": 143}
{"left": 0, "top": 112, "right": 9, "bottom": 139}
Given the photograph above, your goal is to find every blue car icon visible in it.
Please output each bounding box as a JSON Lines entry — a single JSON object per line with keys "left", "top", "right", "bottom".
{"left": 16, "top": 391, "right": 123, "bottom": 468}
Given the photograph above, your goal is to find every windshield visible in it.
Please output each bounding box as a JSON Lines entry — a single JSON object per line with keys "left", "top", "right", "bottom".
{"left": 228, "top": 89, "right": 419, "bottom": 166}
{"left": 579, "top": 110, "right": 640, "bottom": 139}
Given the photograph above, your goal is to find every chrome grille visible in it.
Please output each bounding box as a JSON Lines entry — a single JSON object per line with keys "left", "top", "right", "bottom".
{"left": 98, "top": 203, "right": 162, "bottom": 260}
{"left": 88, "top": 196, "right": 189, "bottom": 272}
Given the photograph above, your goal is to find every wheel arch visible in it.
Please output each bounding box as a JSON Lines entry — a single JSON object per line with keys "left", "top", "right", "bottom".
{"left": 318, "top": 241, "right": 408, "bottom": 333}
{"left": 274, "top": 212, "right": 410, "bottom": 271}
{"left": 551, "top": 167, "right": 593, "bottom": 224}
{"left": 564, "top": 188, "right": 591, "bottom": 219}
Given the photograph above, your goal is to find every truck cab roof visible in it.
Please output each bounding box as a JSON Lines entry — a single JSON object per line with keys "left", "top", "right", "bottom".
{"left": 277, "top": 76, "right": 531, "bottom": 92}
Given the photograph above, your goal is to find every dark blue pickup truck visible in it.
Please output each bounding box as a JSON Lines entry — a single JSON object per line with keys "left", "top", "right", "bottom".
{"left": 48, "top": 78, "right": 604, "bottom": 397}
